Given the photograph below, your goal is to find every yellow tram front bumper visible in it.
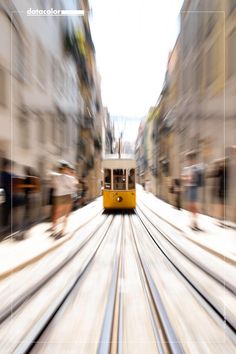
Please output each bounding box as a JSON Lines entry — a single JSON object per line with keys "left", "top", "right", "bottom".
{"left": 103, "top": 189, "right": 136, "bottom": 209}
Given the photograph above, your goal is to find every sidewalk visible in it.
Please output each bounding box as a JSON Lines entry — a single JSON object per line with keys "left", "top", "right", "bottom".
{"left": 137, "top": 186, "right": 236, "bottom": 264}
{"left": 0, "top": 199, "right": 103, "bottom": 279}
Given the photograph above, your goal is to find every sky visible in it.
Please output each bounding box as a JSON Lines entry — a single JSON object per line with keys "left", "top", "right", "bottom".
{"left": 90, "top": 0, "right": 184, "bottom": 118}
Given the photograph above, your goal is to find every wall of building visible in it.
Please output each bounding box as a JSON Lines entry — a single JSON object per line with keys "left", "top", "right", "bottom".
{"left": 136, "top": 0, "right": 236, "bottom": 222}
{"left": 0, "top": 0, "right": 105, "bottom": 214}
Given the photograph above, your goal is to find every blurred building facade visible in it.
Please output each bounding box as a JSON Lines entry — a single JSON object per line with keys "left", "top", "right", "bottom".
{"left": 136, "top": 0, "right": 236, "bottom": 222}
{"left": 0, "top": 0, "right": 105, "bottom": 202}
{"left": 103, "top": 107, "right": 115, "bottom": 155}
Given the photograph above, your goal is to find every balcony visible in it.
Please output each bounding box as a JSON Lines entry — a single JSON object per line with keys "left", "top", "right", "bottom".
{"left": 64, "top": 24, "right": 89, "bottom": 86}
{"left": 94, "top": 136, "right": 102, "bottom": 151}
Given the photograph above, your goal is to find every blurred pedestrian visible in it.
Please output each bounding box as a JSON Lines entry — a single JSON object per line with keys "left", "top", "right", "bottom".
{"left": 0, "top": 158, "right": 25, "bottom": 237}
{"left": 67, "top": 164, "right": 80, "bottom": 210}
{"left": 207, "top": 159, "right": 228, "bottom": 226}
{"left": 182, "top": 153, "right": 202, "bottom": 231}
{"left": 1, "top": 158, "right": 13, "bottom": 229}
{"left": 172, "top": 178, "right": 181, "bottom": 210}
{"left": 50, "top": 161, "right": 78, "bottom": 238}
{"left": 217, "top": 160, "right": 228, "bottom": 225}
{"left": 23, "top": 166, "right": 41, "bottom": 226}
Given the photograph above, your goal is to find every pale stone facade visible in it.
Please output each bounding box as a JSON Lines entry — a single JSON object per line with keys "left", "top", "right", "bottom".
{"left": 136, "top": 0, "right": 236, "bottom": 221}
{"left": 0, "top": 0, "right": 105, "bottom": 215}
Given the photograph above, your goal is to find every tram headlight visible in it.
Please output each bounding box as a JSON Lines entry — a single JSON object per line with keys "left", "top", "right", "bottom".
{"left": 117, "top": 196, "right": 123, "bottom": 202}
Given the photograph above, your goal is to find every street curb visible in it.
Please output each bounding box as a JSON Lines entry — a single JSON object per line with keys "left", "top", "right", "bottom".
{"left": 0, "top": 209, "right": 102, "bottom": 280}
{"left": 138, "top": 199, "right": 236, "bottom": 266}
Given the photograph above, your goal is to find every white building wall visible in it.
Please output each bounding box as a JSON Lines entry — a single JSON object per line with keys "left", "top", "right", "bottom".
{"left": 0, "top": 1, "right": 84, "bottom": 176}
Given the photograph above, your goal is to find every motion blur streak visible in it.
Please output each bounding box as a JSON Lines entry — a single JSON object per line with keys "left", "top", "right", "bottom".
{"left": 0, "top": 0, "right": 109, "bottom": 235}
{"left": 135, "top": 0, "right": 236, "bottom": 225}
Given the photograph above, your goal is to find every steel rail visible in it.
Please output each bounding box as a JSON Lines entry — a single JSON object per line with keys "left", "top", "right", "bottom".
{"left": 128, "top": 216, "right": 166, "bottom": 354}
{"left": 134, "top": 208, "right": 236, "bottom": 337}
{"left": 138, "top": 198, "right": 236, "bottom": 265}
{"left": 136, "top": 204, "right": 236, "bottom": 295}
{"left": 0, "top": 213, "right": 108, "bottom": 325}
{"left": 129, "top": 215, "right": 185, "bottom": 354}
{"left": 96, "top": 215, "right": 124, "bottom": 354}
{"left": 117, "top": 217, "right": 125, "bottom": 354}
{"left": 12, "top": 215, "right": 116, "bottom": 354}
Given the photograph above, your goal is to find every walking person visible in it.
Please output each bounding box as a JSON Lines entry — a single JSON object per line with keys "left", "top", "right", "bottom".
{"left": 50, "top": 161, "right": 78, "bottom": 238}
{"left": 182, "top": 153, "right": 202, "bottom": 231}
{"left": 169, "top": 178, "right": 182, "bottom": 210}
{"left": 210, "top": 159, "right": 228, "bottom": 226}
{"left": 1, "top": 158, "right": 13, "bottom": 230}
{"left": 217, "top": 160, "right": 228, "bottom": 226}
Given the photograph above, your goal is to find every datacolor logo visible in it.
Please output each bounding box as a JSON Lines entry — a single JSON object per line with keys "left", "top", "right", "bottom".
{"left": 27, "top": 8, "right": 61, "bottom": 16}
{"left": 27, "top": 8, "right": 84, "bottom": 16}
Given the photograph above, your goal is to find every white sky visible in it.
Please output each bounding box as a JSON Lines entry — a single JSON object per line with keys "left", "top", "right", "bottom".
{"left": 90, "top": 0, "right": 184, "bottom": 118}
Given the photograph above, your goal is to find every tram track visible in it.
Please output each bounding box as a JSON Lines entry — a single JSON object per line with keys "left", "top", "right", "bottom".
{"left": 0, "top": 207, "right": 235, "bottom": 353}
{"left": 27, "top": 215, "right": 124, "bottom": 354}
{"left": 130, "top": 213, "right": 236, "bottom": 352}
{"left": 137, "top": 202, "right": 235, "bottom": 293}
{"left": 129, "top": 215, "right": 184, "bottom": 354}
{"left": 136, "top": 204, "right": 236, "bottom": 296}
{"left": 0, "top": 211, "right": 107, "bottom": 325}
{"left": 96, "top": 215, "right": 124, "bottom": 354}
{"left": 12, "top": 212, "right": 186, "bottom": 354}
{"left": 134, "top": 206, "right": 236, "bottom": 338}
{"left": 1, "top": 214, "right": 120, "bottom": 354}
{"left": 138, "top": 198, "right": 236, "bottom": 265}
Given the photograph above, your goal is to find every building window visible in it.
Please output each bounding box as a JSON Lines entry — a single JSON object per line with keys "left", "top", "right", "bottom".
{"left": 104, "top": 169, "right": 111, "bottom": 189}
{"left": 0, "top": 67, "right": 6, "bottom": 107}
{"left": 36, "top": 41, "right": 46, "bottom": 88}
{"left": 194, "top": 59, "right": 202, "bottom": 92}
{"left": 206, "top": 44, "right": 215, "bottom": 86}
{"left": 39, "top": 117, "right": 45, "bottom": 144}
{"left": 52, "top": 57, "right": 59, "bottom": 94}
{"left": 65, "top": 117, "right": 70, "bottom": 148}
{"left": 38, "top": 159, "right": 44, "bottom": 178}
{"left": 53, "top": 116, "right": 58, "bottom": 144}
{"left": 229, "top": 0, "right": 236, "bottom": 15}
{"left": 205, "top": 13, "right": 215, "bottom": 38}
{"left": 128, "top": 169, "right": 135, "bottom": 189}
{"left": 228, "top": 28, "right": 236, "bottom": 78}
{"left": 19, "top": 116, "right": 29, "bottom": 149}
{"left": 113, "top": 169, "right": 126, "bottom": 190}
{"left": 49, "top": 114, "right": 54, "bottom": 143}
{"left": 13, "top": 34, "right": 23, "bottom": 82}
{"left": 58, "top": 66, "right": 64, "bottom": 96}
{"left": 182, "top": 18, "right": 190, "bottom": 59}
{"left": 182, "top": 63, "right": 190, "bottom": 94}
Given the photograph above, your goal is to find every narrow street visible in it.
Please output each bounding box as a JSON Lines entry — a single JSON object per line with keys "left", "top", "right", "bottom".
{"left": 0, "top": 188, "right": 235, "bottom": 353}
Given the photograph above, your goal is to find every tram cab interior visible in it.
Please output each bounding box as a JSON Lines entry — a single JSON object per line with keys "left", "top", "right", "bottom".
{"left": 102, "top": 158, "right": 136, "bottom": 209}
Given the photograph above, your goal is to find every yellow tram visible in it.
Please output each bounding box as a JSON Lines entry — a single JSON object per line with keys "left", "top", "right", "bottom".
{"left": 102, "top": 157, "right": 136, "bottom": 209}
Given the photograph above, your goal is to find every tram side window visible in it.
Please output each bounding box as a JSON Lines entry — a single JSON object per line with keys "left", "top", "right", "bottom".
{"left": 104, "top": 169, "right": 111, "bottom": 189}
{"left": 113, "top": 169, "right": 126, "bottom": 190}
{"left": 128, "top": 169, "right": 135, "bottom": 189}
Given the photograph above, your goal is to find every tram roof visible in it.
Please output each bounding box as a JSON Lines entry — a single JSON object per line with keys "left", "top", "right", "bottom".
{"left": 102, "top": 157, "right": 136, "bottom": 169}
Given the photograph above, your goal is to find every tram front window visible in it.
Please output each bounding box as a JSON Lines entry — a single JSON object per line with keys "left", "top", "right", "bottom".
{"left": 104, "top": 169, "right": 111, "bottom": 189}
{"left": 113, "top": 169, "right": 126, "bottom": 190}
